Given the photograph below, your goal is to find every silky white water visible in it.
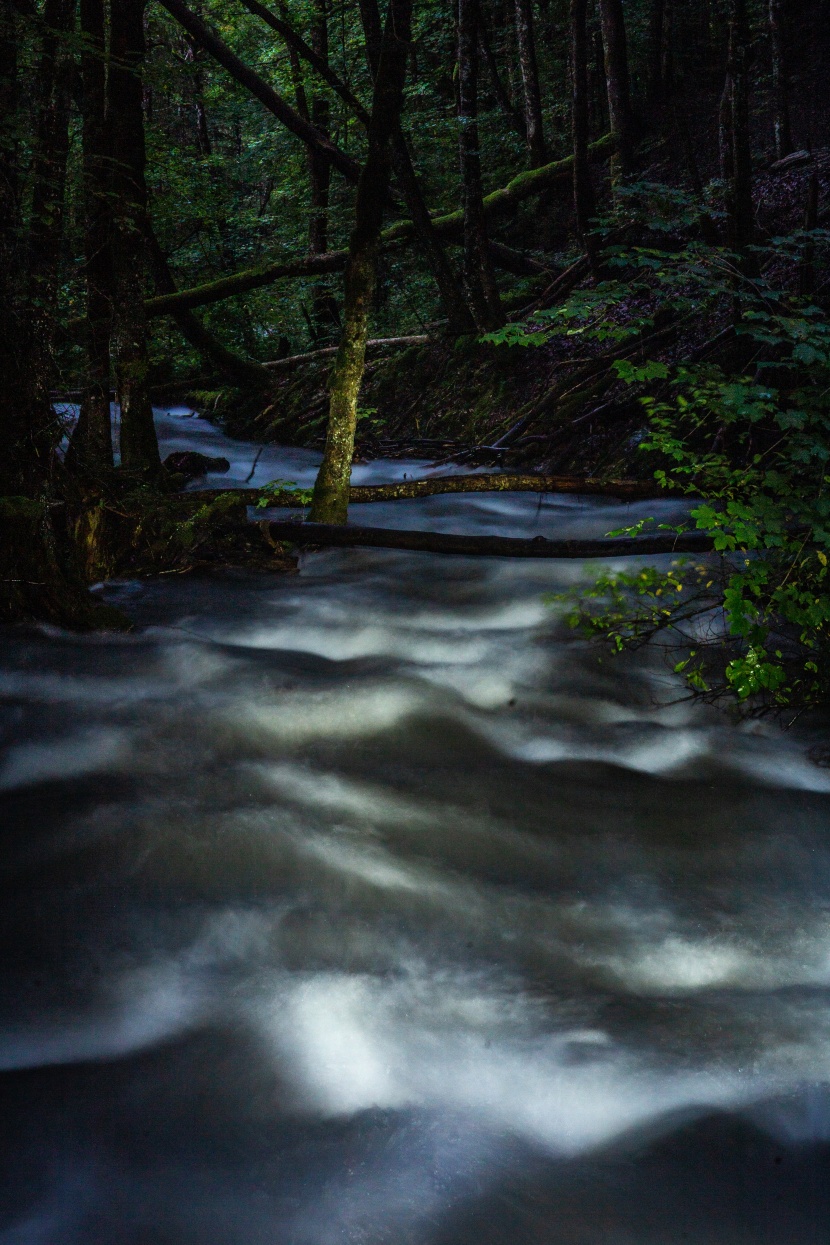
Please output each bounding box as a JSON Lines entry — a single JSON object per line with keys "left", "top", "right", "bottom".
{"left": 1, "top": 408, "right": 830, "bottom": 1243}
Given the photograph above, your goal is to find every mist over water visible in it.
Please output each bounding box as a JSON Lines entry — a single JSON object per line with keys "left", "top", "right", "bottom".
{"left": 2, "top": 409, "right": 830, "bottom": 1242}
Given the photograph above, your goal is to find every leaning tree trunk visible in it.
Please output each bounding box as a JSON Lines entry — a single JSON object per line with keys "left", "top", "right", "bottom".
{"left": 68, "top": 0, "right": 115, "bottom": 473}
{"left": 598, "top": 0, "right": 633, "bottom": 180}
{"left": 146, "top": 228, "right": 273, "bottom": 389}
{"left": 513, "top": 0, "right": 546, "bottom": 167}
{"left": 768, "top": 0, "right": 792, "bottom": 160}
{"left": 571, "top": 0, "right": 598, "bottom": 267}
{"left": 309, "top": 0, "right": 413, "bottom": 524}
{"left": 108, "top": 0, "right": 161, "bottom": 474}
{"left": 458, "top": 0, "right": 503, "bottom": 330}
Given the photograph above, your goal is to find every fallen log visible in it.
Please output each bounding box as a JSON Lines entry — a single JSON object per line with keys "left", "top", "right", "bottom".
{"left": 267, "top": 520, "right": 715, "bottom": 558}
{"left": 144, "top": 136, "right": 614, "bottom": 317}
{"left": 192, "top": 472, "right": 680, "bottom": 507}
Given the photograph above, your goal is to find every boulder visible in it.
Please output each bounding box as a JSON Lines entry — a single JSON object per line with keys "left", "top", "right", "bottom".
{"left": 163, "top": 451, "right": 231, "bottom": 480}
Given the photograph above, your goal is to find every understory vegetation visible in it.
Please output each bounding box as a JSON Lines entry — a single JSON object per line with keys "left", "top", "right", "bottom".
{"left": 1, "top": 0, "right": 829, "bottom": 708}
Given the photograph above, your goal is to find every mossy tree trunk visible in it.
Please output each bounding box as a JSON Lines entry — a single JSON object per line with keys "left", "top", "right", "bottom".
{"left": 310, "top": 0, "right": 413, "bottom": 525}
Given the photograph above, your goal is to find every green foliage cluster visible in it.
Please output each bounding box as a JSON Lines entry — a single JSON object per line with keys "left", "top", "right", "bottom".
{"left": 507, "top": 187, "right": 830, "bottom": 708}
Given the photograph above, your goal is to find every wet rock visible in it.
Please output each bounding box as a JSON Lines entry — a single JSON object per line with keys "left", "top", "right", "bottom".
{"left": 163, "top": 451, "right": 231, "bottom": 480}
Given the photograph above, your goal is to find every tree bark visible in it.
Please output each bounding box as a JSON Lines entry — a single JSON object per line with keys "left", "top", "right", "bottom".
{"left": 309, "top": 0, "right": 413, "bottom": 525}
{"left": 768, "top": 0, "right": 792, "bottom": 160}
{"left": 570, "top": 0, "right": 597, "bottom": 264}
{"left": 458, "top": 0, "right": 503, "bottom": 330}
{"left": 108, "top": 0, "right": 160, "bottom": 473}
{"left": 513, "top": 0, "right": 546, "bottom": 166}
{"left": 598, "top": 0, "right": 633, "bottom": 180}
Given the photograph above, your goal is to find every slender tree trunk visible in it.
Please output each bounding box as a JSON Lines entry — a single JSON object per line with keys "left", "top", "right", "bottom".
{"left": 799, "top": 171, "right": 819, "bottom": 296}
{"left": 69, "top": 0, "right": 114, "bottom": 472}
{"left": 719, "top": 0, "right": 755, "bottom": 267}
{"left": 0, "top": 0, "right": 34, "bottom": 494}
{"left": 646, "top": 0, "right": 665, "bottom": 107}
{"left": 310, "top": 0, "right": 413, "bottom": 524}
{"left": 362, "top": 0, "right": 474, "bottom": 333}
{"left": 458, "top": 0, "right": 502, "bottom": 329}
{"left": 769, "top": 0, "right": 792, "bottom": 160}
{"left": 108, "top": 0, "right": 160, "bottom": 473}
{"left": 27, "top": 0, "right": 76, "bottom": 437}
{"left": 308, "top": 0, "right": 331, "bottom": 260}
{"left": 513, "top": 0, "right": 545, "bottom": 166}
{"left": 479, "top": 14, "right": 526, "bottom": 138}
{"left": 571, "top": 0, "right": 597, "bottom": 266}
{"left": 598, "top": 0, "right": 633, "bottom": 180}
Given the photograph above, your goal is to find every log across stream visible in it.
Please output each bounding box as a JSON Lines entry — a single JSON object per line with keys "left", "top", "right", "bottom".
{"left": 2, "top": 406, "right": 830, "bottom": 1244}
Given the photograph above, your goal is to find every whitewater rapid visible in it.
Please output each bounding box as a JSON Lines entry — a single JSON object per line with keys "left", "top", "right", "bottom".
{"left": 1, "top": 407, "right": 829, "bottom": 1243}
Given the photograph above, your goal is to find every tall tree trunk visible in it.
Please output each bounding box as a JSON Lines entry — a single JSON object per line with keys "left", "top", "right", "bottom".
{"left": 310, "top": 0, "right": 413, "bottom": 524}
{"left": 458, "top": 0, "right": 502, "bottom": 330}
{"left": 362, "top": 0, "right": 474, "bottom": 333}
{"left": 768, "top": 0, "right": 791, "bottom": 160}
{"left": 0, "top": 0, "right": 34, "bottom": 494}
{"left": 308, "top": 0, "right": 331, "bottom": 259}
{"left": 598, "top": 0, "right": 633, "bottom": 180}
{"left": 479, "top": 13, "right": 526, "bottom": 138}
{"left": 513, "top": 0, "right": 545, "bottom": 166}
{"left": 26, "top": 0, "right": 76, "bottom": 444}
{"left": 108, "top": 0, "right": 160, "bottom": 474}
{"left": 646, "top": 0, "right": 665, "bottom": 107}
{"left": 570, "top": 0, "right": 597, "bottom": 266}
{"left": 719, "top": 0, "right": 755, "bottom": 267}
{"left": 69, "top": 0, "right": 114, "bottom": 472}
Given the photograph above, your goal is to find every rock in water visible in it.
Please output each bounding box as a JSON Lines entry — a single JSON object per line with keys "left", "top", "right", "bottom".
{"left": 163, "top": 451, "right": 231, "bottom": 480}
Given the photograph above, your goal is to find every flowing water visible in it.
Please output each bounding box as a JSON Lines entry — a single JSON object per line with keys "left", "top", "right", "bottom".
{"left": 3, "top": 409, "right": 830, "bottom": 1243}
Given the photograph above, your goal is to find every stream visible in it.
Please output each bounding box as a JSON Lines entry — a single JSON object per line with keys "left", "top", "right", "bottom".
{"left": 3, "top": 407, "right": 830, "bottom": 1243}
